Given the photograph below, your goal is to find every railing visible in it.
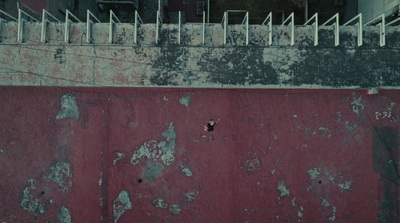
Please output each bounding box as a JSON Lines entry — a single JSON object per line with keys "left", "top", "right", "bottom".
{"left": 87, "top": 9, "right": 100, "bottom": 43}
{"left": 262, "top": 12, "right": 272, "bottom": 46}
{"left": 41, "top": 9, "right": 60, "bottom": 43}
{"left": 65, "top": 9, "right": 81, "bottom": 43}
{"left": 18, "top": 8, "right": 39, "bottom": 43}
{"left": 109, "top": 10, "right": 121, "bottom": 44}
{"left": 343, "top": 13, "right": 362, "bottom": 46}
{"left": 364, "top": 14, "right": 385, "bottom": 47}
{"left": 241, "top": 12, "right": 249, "bottom": 45}
{"left": 221, "top": 11, "right": 227, "bottom": 45}
{"left": 202, "top": 11, "right": 205, "bottom": 45}
{"left": 321, "top": 13, "right": 339, "bottom": 46}
{"left": 134, "top": 10, "right": 143, "bottom": 44}
{"left": 282, "top": 12, "right": 294, "bottom": 46}
{"left": 304, "top": 13, "right": 318, "bottom": 46}
{"left": 156, "top": 10, "right": 163, "bottom": 44}
{"left": 386, "top": 16, "right": 400, "bottom": 26}
{"left": 0, "top": 9, "right": 17, "bottom": 21}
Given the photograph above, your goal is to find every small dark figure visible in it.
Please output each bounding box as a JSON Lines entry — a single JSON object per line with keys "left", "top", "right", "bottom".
{"left": 204, "top": 119, "right": 218, "bottom": 132}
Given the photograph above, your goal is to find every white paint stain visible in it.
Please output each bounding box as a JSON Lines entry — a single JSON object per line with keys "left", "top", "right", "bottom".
{"left": 328, "top": 206, "right": 336, "bottom": 221}
{"left": 179, "top": 94, "right": 191, "bottom": 107}
{"left": 98, "top": 172, "right": 103, "bottom": 186}
{"left": 185, "top": 188, "right": 200, "bottom": 201}
{"left": 293, "top": 115, "right": 298, "bottom": 118}
{"left": 131, "top": 122, "right": 176, "bottom": 166}
{"left": 20, "top": 179, "right": 45, "bottom": 216}
{"left": 307, "top": 167, "right": 321, "bottom": 180}
{"left": 270, "top": 169, "right": 275, "bottom": 175}
{"left": 298, "top": 206, "right": 304, "bottom": 218}
{"left": 151, "top": 197, "right": 168, "bottom": 209}
{"left": 291, "top": 197, "right": 296, "bottom": 207}
{"left": 113, "top": 152, "right": 124, "bottom": 165}
{"left": 322, "top": 199, "right": 330, "bottom": 207}
{"left": 58, "top": 206, "right": 71, "bottom": 223}
{"left": 375, "top": 102, "right": 396, "bottom": 120}
{"left": 56, "top": 94, "right": 79, "bottom": 120}
{"left": 351, "top": 94, "right": 365, "bottom": 114}
{"left": 163, "top": 96, "right": 168, "bottom": 101}
{"left": 169, "top": 204, "right": 181, "bottom": 215}
{"left": 44, "top": 161, "right": 72, "bottom": 192}
{"left": 277, "top": 181, "right": 290, "bottom": 197}
{"left": 113, "top": 190, "right": 132, "bottom": 223}
{"left": 338, "top": 181, "right": 352, "bottom": 191}
{"left": 180, "top": 165, "right": 193, "bottom": 177}
{"left": 345, "top": 121, "right": 357, "bottom": 132}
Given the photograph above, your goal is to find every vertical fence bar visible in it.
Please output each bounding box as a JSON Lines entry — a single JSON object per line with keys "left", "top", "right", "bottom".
{"left": 343, "top": 13, "right": 362, "bottom": 46}
{"left": 202, "top": 11, "right": 205, "bottom": 45}
{"left": 380, "top": 14, "right": 385, "bottom": 46}
{"left": 262, "top": 12, "right": 272, "bottom": 46}
{"left": 178, "top": 11, "right": 181, "bottom": 45}
{"left": 109, "top": 10, "right": 113, "bottom": 44}
{"left": 41, "top": 9, "right": 46, "bottom": 43}
{"left": 156, "top": 10, "right": 159, "bottom": 44}
{"left": 134, "top": 10, "right": 138, "bottom": 44}
{"left": 65, "top": 10, "right": 69, "bottom": 43}
{"left": 17, "top": 9, "right": 22, "bottom": 43}
{"left": 86, "top": 10, "right": 90, "bottom": 43}
{"left": 222, "top": 11, "right": 227, "bottom": 45}
{"left": 245, "top": 12, "right": 249, "bottom": 45}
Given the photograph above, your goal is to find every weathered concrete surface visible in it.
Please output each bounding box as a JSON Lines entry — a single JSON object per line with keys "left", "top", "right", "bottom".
{"left": 0, "top": 22, "right": 399, "bottom": 88}
{"left": 1, "top": 86, "right": 400, "bottom": 222}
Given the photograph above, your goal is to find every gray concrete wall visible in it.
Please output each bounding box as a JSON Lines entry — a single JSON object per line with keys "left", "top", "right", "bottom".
{"left": 0, "top": 21, "right": 399, "bottom": 88}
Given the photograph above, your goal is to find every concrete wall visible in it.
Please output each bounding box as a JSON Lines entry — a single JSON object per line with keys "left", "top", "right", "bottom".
{"left": 0, "top": 21, "right": 399, "bottom": 89}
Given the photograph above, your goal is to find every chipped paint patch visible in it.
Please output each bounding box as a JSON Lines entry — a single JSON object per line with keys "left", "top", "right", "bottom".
{"left": 113, "top": 152, "right": 124, "bottom": 165}
{"left": 163, "top": 96, "right": 168, "bottom": 101}
{"left": 113, "top": 190, "right": 132, "bottom": 223}
{"left": 307, "top": 167, "right": 321, "bottom": 180}
{"left": 185, "top": 189, "right": 200, "bottom": 201}
{"left": 145, "top": 162, "right": 164, "bottom": 180}
{"left": 179, "top": 94, "right": 191, "bottom": 107}
{"left": 180, "top": 165, "right": 193, "bottom": 177}
{"left": 169, "top": 204, "right": 181, "bottom": 214}
{"left": 277, "top": 181, "right": 290, "bottom": 197}
{"left": 351, "top": 94, "right": 365, "bottom": 114}
{"left": 291, "top": 197, "right": 296, "bottom": 207}
{"left": 56, "top": 93, "right": 79, "bottom": 120}
{"left": 20, "top": 179, "right": 45, "bottom": 216}
{"left": 270, "top": 169, "right": 275, "bottom": 174}
{"left": 345, "top": 121, "right": 357, "bottom": 132}
{"left": 98, "top": 172, "right": 103, "bottom": 186}
{"left": 298, "top": 206, "right": 304, "bottom": 218}
{"left": 151, "top": 198, "right": 168, "bottom": 209}
{"left": 375, "top": 102, "right": 396, "bottom": 120}
{"left": 328, "top": 206, "right": 336, "bottom": 221}
{"left": 322, "top": 199, "right": 330, "bottom": 207}
{"left": 58, "top": 206, "right": 71, "bottom": 223}
{"left": 131, "top": 122, "right": 176, "bottom": 166}
{"left": 338, "top": 181, "right": 352, "bottom": 191}
{"left": 241, "top": 151, "right": 262, "bottom": 172}
{"left": 44, "top": 161, "right": 72, "bottom": 192}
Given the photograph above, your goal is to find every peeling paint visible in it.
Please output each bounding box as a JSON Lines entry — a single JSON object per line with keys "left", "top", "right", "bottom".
{"left": 185, "top": 189, "right": 200, "bottom": 201}
{"left": 113, "top": 152, "right": 124, "bottom": 165}
{"left": 291, "top": 197, "right": 296, "bottom": 207}
{"left": 277, "top": 181, "right": 290, "bottom": 197}
{"left": 131, "top": 122, "right": 176, "bottom": 166}
{"left": 145, "top": 162, "right": 164, "bottom": 180}
{"left": 322, "top": 199, "right": 330, "bottom": 207}
{"left": 328, "top": 206, "right": 336, "bottom": 221}
{"left": 56, "top": 93, "right": 79, "bottom": 120}
{"left": 44, "top": 161, "right": 72, "bottom": 192}
{"left": 270, "top": 169, "right": 275, "bottom": 174}
{"left": 20, "top": 179, "right": 45, "bottom": 216}
{"left": 298, "top": 206, "right": 304, "bottom": 218}
{"left": 242, "top": 152, "right": 262, "bottom": 172}
{"left": 98, "top": 172, "right": 103, "bottom": 186}
{"left": 58, "top": 206, "right": 71, "bottom": 223}
{"left": 169, "top": 204, "right": 181, "bottom": 215}
{"left": 180, "top": 165, "right": 193, "bottom": 177}
{"left": 163, "top": 96, "right": 168, "bottom": 101}
{"left": 338, "top": 181, "right": 352, "bottom": 191}
{"left": 307, "top": 167, "right": 321, "bottom": 180}
{"left": 151, "top": 197, "right": 168, "bottom": 209}
{"left": 351, "top": 94, "right": 365, "bottom": 114}
{"left": 113, "top": 190, "right": 132, "bottom": 223}
{"left": 345, "top": 121, "right": 357, "bottom": 132}
{"left": 179, "top": 94, "right": 191, "bottom": 107}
